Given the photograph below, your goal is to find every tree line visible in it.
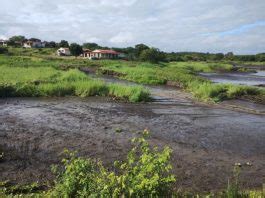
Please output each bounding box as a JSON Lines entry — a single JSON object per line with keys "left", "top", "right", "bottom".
{"left": 2, "top": 35, "right": 265, "bottom": 63}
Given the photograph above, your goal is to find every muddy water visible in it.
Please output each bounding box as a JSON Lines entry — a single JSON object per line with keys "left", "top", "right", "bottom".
{"left": 199, "top": 71, "right": 265, "bottom": 86}
{"left": 0, "top": 74, "right": 265, "bottom": 192}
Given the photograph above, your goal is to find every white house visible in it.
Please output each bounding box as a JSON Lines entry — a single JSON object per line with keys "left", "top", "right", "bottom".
{"left": 83, "top": 49, "right": 120, "bottom": 59}
{"left": 57, "top": 48, "right": 71, "bottom": 56}
{"left": 0, "top": 39, "right": 8, "bottom": 47}
{"left": 23, "top": 39, "right": 46, "bottom": 48}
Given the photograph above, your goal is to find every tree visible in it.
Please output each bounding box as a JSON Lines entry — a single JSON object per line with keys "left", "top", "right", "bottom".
{"left": 135, "top": 44, "right": 150, "bottom": 57}
{"left": 69, "top": 43, "right": 83, "bottom": 57}
{"left": 46, "top": 41, "right": 57, "bottom": 48}
{"left": 8, "top": 35, "right": 26, "bottom": 46}
{"left": 225, "top": 52, "right": 234, "bottom": 60}
{"left": 139, "top": 48, "right": 166, "bottom": 63}
{"left": 59, "top": 40, "right": 69, "bottom": 48}
{"left": 83, "top": 43, "right": 99, "bottom": 50}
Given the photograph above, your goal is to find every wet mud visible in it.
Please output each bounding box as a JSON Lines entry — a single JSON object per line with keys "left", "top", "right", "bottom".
{"left": 1, "top": 72, "right": 265, "bottom": 192}
{"left": 0, "top": 93, "right": 264, "bottom": 192}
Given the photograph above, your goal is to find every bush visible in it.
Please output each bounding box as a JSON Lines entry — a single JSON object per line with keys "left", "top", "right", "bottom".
{"left": 0, "top": 47, "right": 8, "bottom": 54}
{"left": 51, "top": 130, "right": 175, "bottom": 197}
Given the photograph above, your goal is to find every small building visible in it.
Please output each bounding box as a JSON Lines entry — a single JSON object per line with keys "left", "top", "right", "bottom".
{"left": 0, "top": 39, "right": 8, "bottom": 47}
{"left": 57, "top": 48, "right": 71, "bottom": 56}
{"left": 83, "top": 49, "right": 120, "bottom": 59}
{"left": 23, "top": 39, "right": 46, "bottom": 48}
{"left": 83, "top": 49, "right": 93, "bottom": 58}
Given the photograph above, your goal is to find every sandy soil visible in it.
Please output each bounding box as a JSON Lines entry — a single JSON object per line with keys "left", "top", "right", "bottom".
{"left": 0, "top": 86, "right": 264, "bottom": 192}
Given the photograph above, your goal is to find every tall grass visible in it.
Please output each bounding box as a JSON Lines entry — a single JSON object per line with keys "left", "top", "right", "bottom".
{"left": 0, "top": 67, "right": 150, "bottom": 102}
{"left": 189, "top": 82, "right": 263, "bottom": 102}
{"left": 98, "top": 60, "right": 264, "bottom": 102}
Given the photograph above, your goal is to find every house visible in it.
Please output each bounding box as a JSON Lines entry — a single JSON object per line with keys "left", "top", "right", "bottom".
{"left": 83, "top": 49, "right": 120, "bottom": 59}
{"left": 0, "top": 39, "right": 8, "bottom": 47}
{"left": 57, "top": 48, "right": 71, "bottom": 56}
{"left": 83, "top": 49, "right": 93, "bottom": 58}
{"left": 23, "top": 39, "right": 46, "bottom": 48}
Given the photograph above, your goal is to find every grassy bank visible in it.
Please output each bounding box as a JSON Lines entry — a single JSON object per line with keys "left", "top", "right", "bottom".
{"left": 0, "top": 66, "right": 150, "bottom": 102}
{"left": 97, "top": 60, "right": 265, "bottom": 103}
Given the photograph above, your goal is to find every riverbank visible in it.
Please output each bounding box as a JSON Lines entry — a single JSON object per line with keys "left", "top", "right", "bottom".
{"left": 0, "top": 93, "right": 264, "bottom": 193}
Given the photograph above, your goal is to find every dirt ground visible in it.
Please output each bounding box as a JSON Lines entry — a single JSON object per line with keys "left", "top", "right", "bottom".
{"left": 0, "top": 87, "right": 264, "bottom": 192}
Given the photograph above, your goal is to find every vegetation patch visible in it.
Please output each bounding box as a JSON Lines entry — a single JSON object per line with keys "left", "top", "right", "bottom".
{"left": 97, "top": 60, "right": 265, "bottom": 103}
{"left": 0, "top": 66, "right": 150, "bottom": 102}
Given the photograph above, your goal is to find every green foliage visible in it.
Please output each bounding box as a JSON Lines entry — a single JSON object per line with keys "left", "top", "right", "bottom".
{"left": 51, "top": 130, "right": 176, "bottom": 197}
{"left": 139, "top": 48, "right": 166, "bottom": 63}
{"left": 59, "top": 40, "right": 69, "bottom": 48}
{"left": 69, "top": 43, "right": 83, "bottom": 57}
{"left": 135, "top": 43, "right": 150, "bottom": 57}
{"left": 0, "top": 47, "right": 8, "bottom": 54}
{"left": 51, "top": 150, "right": 98, "bottom": 197}
{"left": 83, "top": 42, "right": 100, "bottom": 50}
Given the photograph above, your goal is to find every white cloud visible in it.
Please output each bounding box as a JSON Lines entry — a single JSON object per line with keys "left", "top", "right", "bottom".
{"left": 110, "top": 32, "right": 134, "bottom": 44}
{"left": 85, "top": 37, "right": 102, "bottom": 43}
{"left": 0, "top": 0, "right": 264, "bottom": 54}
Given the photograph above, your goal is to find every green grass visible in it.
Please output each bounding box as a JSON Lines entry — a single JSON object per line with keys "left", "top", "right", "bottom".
{"left": 1, "top": 48, "right": 264, "bottom": 103}
{"left": 0, "top": 65, "right": 150, "bottom": 102}
{"left": 0, "top": 65, "right": 61, "bottom": 84}
{"left": 96, "top": 60, "right": 264, "bottom": 103}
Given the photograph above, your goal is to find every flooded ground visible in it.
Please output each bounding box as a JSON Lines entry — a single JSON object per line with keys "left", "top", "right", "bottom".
{"left": 0, "top": 76, "right": 265, "bottom": 192}
{"left": 199, "top": 70, "right": 265, "bottom": 86}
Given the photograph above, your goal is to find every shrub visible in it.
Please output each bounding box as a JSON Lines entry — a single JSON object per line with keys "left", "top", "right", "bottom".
{"left": 0, "top": 47, "right": 8, "bottom": 54}
{"left": 51, "top": 130, "right": 175, "bottom": 197}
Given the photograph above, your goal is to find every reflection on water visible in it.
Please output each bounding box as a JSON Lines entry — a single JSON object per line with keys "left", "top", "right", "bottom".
{"left": 200, "top": 70, "right": 265, "bottom": 86}
{"left": 253, "top": 71, "right": 265, "bottom": 77}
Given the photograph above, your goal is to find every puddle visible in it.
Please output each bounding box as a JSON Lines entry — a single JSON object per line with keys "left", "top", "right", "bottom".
{"left": 199, "top": 70, "right": 265, "bottom": 86}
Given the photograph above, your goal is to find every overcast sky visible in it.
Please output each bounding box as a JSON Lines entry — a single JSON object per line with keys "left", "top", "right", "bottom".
{"left": 0, "top": 0, "right": 265, "bottom": 54}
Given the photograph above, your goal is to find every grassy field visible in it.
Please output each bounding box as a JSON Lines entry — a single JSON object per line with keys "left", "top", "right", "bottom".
{"left": 0, "top": 55, "right": 150, "bottom": 102}
{"left": 1, "top": 47, "right": 264, "bottom": 103}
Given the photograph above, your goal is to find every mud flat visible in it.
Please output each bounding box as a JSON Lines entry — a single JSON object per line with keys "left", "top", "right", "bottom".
{"left": 0, "top": 94, "right": 264, "bottom": 192}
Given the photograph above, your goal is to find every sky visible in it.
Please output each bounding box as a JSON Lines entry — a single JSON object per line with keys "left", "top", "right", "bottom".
{"left": 0, "top": 0, "right": 265, "bottom": 54}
